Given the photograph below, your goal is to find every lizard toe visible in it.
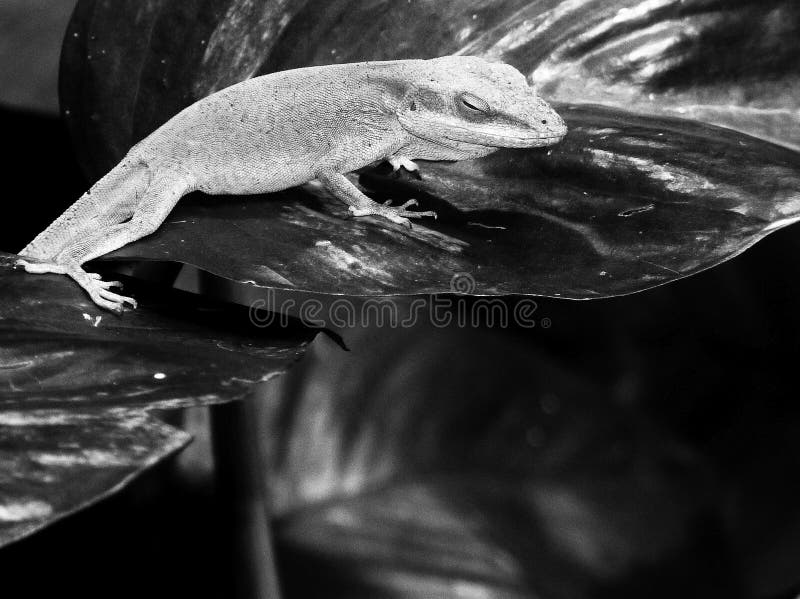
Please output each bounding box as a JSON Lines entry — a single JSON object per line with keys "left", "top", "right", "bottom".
{"left": 385, "top": 213, "right": 412, "bottom": 228}
{"left": 348, "top": 206, "right": 374, "bottom": 217}
{"left": 94, "top": 287, "right": 137, "bottom": 311}
{"left": 17, "top": 259, "right": 68, "bottom": 275}
{"left": 89, "top": 291, "right": 125, "bottom": 313}
{"left": 396, "top": 209, "right": 437, "bottom": 220}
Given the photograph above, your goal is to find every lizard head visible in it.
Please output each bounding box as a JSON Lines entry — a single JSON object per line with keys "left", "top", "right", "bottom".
{"left": 396, "top": 56, "right": 567, "bottom": 158}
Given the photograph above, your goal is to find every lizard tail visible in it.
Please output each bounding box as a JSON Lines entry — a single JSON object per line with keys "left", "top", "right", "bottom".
{"left": 19, "top": 158, "right": 152, "bottom": 262}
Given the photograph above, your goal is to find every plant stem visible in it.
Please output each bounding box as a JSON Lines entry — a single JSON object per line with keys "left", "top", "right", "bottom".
{"left": 211, "top": 397, "right": 282, "bottom": 599}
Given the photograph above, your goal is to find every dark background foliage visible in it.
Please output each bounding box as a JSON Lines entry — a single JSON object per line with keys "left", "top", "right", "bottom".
{"left": 2, "top": 1, "right": 800, "bottom": 598}
{"left": 3, "top": 101, "right": 800, "bottom": 597}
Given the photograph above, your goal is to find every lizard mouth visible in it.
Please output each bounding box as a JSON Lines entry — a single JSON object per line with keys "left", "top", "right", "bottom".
{"left": 446, "top": 133, "right": 566, "bottom": 148}
{"left": 442, "top": 125, "right": 568, "bottom": 149}
{"left": 400, "top": 113, "right": 567, "bottom": 151}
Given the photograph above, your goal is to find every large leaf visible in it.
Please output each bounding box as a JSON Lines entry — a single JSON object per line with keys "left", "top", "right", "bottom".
{"left": 489, "top": 0, "right": 800, "bottom": 152}
{"left": 0, "top": 253, "right": 311, "bottom": 410}
{"left": 60, "top": 0, "right": 800, "bottom": 300}
{"left": 0, "top": 409, "right": 188, "bottom": 547}
{"left": 0, "top": 252, "right": 313, "bottom": 547}
{"left": 107, "top": 105, "right": 800, "bottom": 298}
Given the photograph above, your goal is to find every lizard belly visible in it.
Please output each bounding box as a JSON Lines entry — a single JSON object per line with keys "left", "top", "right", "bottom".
{"left": 193, "top": 154, "right": 315, "bottom": 195}
{"left": 173, "top": 135, "right": 394, "bottom": 196}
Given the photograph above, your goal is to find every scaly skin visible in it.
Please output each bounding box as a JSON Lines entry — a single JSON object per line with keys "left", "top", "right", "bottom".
{"left": 18, "top": 55, "right": 567, "bottom": 312}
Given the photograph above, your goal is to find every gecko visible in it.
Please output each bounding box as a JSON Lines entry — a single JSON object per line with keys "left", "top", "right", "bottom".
{"left": 17, "top": 55, "right": 567, "bottom": 312}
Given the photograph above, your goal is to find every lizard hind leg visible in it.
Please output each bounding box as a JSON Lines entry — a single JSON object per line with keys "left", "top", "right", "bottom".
{"left": 20, "top": 157, "right": 151, "bottom": 261}
{"left": 18, "top": 167, "right": 193, "bottom": 312}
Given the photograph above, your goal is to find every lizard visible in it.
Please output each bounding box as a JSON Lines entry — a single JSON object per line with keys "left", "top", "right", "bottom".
{"left": 17, "top": 55, "right": 567, "bottom": 312}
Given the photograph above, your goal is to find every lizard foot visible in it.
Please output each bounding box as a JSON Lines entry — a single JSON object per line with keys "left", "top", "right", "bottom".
{"left": 73, "top": 270, "right": 137, "bottom": 313}
{"left": 16, "top": 259, "right": 137, "bottom": 313}
{"left": 388, "top": 156, "right": 419, "bottom": 172}
{"left": 349, "top": 199, "right": 437, "bottom": 227}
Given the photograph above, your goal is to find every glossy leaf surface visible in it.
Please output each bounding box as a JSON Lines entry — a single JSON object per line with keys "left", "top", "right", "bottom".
{"left": 0, "top": 410, "right": 188, "bottom": 547}
{"left": 0, "top": 252, "right": 313, "bottom": 547}
{"left": 266, "top": 0, "right": 800, "bottom": 151}
{"left": 0, "top": 253, "right": 311, "bottom": 410}
{"left": 108, "top": 106, "right": 800, "bottom": 298}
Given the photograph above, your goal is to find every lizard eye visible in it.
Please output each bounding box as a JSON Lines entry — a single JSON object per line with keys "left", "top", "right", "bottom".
{"left": 460, "top": 93, "right": 491, "bottom": 114}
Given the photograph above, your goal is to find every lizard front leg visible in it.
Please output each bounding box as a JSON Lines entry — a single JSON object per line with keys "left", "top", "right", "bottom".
{"left": 317, "top": 170, "right": 435, "bottom": 227}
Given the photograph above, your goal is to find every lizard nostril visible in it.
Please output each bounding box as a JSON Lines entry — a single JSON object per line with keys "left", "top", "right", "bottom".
{"left": 410, "top": 101, "right": 417, "bottom": 111}
{"left": 541, "top": 119, "right": 547, "bottom": 124}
